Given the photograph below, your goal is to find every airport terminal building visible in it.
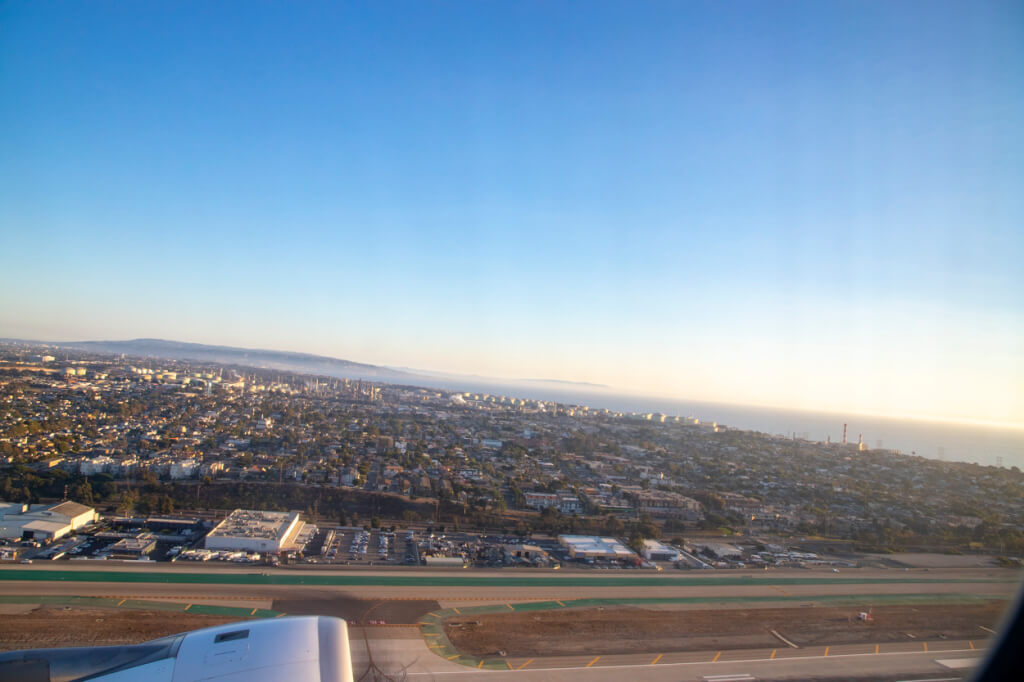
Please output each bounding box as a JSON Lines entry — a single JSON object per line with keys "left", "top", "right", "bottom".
{"left": 204, "top": 509, "right": 304, "bottom": 554}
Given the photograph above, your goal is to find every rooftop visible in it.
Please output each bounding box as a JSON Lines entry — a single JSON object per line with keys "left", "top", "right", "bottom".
{"left": 559, "top": 535, "right": 636, "bottom": 558}
{"left": 206, "top": 509, "right": 299, "bottom": 541}
{"left": 46, "top": 501, "right": 95, "bottom": 518}
{"left": 110, "top": 534, "right": 157, "bottom": 552}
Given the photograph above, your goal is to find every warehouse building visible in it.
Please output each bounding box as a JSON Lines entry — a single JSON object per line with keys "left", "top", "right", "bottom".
{"left": 204, "top": 509, "right": 304, "bottom": 553}
{"left": 0, "top": 501, "right": 97, "bottom": 542}
{"left": 693, "top": 542, "right": 743, "bottom": 560}
{"left": 108, "top": 533, "right": 158, "bottom": 559}
{"left": 558, "top": 535, "right": 636, "bottom": 561}
{"left": 641, "top": 539, "right": 682, "bottom": 562}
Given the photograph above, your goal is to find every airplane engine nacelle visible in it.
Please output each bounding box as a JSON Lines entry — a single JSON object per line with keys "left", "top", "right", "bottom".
{"left": 0, "top": 615, "right": 353, "bottom": 682}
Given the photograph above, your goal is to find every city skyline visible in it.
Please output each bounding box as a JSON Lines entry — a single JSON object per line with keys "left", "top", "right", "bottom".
{"left": 2, "top": 1, "right": 1022, "bottom": 426}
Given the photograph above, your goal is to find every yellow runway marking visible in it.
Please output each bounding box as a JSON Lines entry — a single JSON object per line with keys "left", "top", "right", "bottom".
{"left": 770, "top": 585, "right": 791, "bottom": 597}
{"left": 770, "top": 649, "right": 777, "bottom": 660}
{"left": 506, "top": 661, "right": 514, "bottom": 670}
{"left": 824, "top": 647, "right": 829, "bottom": 657}
{"left": 970, "top": 641, "right": 976, "bottom": 650}
{"left": 477, "top": 660, "right": 485, "bottom": 669}
{"left": 651, "top": 654, "right": 663, "bottom": 665}
{"left": 556, "top": 600, "right": 565, "bottom": 607}
{"left": 712, "top": 651, "right": 722, "bottom": 662}
{"left": 117, "top": 599, "right": 126, "bottom": 606}
{"left": 875, "top": 644, "right": 879, "bottom": 654}
{"left": 250, "top": 608, "right": 257, "bottom": 616}
{"left": 586, "top": 656, "right": 600, "bottom": 668}
{"left": 99, "top": 596, "right": 261, "bottom": 602}
{"left": 506, "top": 603, "right": 514, "bottom": 610}
{"left": 517, "top": 659, "right": 534, "bottom": 670}
{"left": 184, "top": 604, "right": 191, "bottom": 612}
{"left": 446, "top": 654, "right": 460, "bottom": 660}
{"left": 452, "top": 607, "right": 460, "bottom": 614}
{"left": 923, "top": 642, "right": 928, "bottom": 652}
{"left": 418, "top": 622, "right": 432, "bottom": 626}
{"left": 275, "top": 613, "right": 287, "bottom": 618}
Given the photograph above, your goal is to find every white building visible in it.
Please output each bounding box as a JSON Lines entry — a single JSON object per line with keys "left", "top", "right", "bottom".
{"left": 169, "top": 458, "right": 198, "bottom": 480}
{"left": 204, "top": 509, "right": 304, "bottom": 554}
{"left": 641, "top": 539, "right": 682, "bottom": 562}
{"left": 79, "top": 456, "right": 115, "bottom": 475}
{"left": 524, "top": 492, "right": 559, "bottom": 510}
{"left": 0, "top": 501, "right": 98, "bottom": 542}
{"left": 558, "top": 535, "right": 636, "bottom": 561}
{"left": 524, "top": 492, "right": 583, "bottom": 515}
{"left": 114, "top": 457, "right": 140, "bottom": 475}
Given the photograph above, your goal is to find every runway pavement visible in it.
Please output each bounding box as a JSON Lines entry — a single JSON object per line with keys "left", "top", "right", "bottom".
{"left": 0, "top": 581, "right": 1011, "bottom": 626}
{"left": 0, "top": 565, "right": 1016, "bottom": 607}
{"left": 0, "top": 565, "right": 1014, "bottom": 680}
{"left": 354, "top": 630, "right": 987, "bottom": 681}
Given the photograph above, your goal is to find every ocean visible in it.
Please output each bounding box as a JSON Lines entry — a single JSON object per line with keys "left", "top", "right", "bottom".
{"left": 433, "top": 379, "right": 1024, "bottom": 470}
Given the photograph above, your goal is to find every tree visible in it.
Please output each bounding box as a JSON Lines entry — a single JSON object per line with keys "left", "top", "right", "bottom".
{"left": 603, "top": 515, "right": 625, "bottom": 536}
{"left": 70, "top": 480, "right": 94, "bottom": 505}
{"left": 117, "top": 490, "right": 137, "bottom": 516}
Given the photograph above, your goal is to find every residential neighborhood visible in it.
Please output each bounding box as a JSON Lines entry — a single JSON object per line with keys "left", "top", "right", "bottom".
{"left": 0, "top": 343, "right": 1021, "bottom": 561}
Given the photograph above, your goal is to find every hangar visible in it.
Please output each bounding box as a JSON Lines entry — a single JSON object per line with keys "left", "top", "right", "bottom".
{"left": 0, "top": 501, "right": 98, "bottom": 542}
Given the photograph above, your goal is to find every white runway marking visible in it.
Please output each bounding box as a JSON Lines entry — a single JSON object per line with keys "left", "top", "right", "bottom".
{"left": 934, "top": 657, "right": 981, "bottom": 669}
{"left": 406, "top": 646, "right": 980, "bottom": 675}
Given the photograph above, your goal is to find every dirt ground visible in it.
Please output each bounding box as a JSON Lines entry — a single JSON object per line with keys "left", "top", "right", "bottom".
{"left": 0, "top": 607, "right": 248, "bottom": 651}
{"left": 445, "top": 602, "right": 1008, "bottom": 656}
{"left": 272, "top": 595, "right": 439, "bottom": 624}
{"left": 863, "top": 553, "right": 998, "bottom": 568}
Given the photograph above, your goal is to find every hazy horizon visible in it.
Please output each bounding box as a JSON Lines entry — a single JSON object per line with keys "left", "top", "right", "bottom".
{"left": 2, "top": 1, "right": 1022, "bottom": 427}
{"left": 6, "top": 333, "right": 1024, "bottom": 435}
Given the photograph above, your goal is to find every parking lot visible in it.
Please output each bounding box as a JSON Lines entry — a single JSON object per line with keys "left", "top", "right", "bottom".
{"left": 3, "top": 519, "right": 715, "bottom": 571}
{"left": 308, "top": 527, "right": 419, "bottom": 566}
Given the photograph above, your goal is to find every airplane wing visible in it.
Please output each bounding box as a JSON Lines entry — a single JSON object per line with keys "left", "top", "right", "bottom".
{"left": 0, "top": 615, "right": 353, "bottom": 682}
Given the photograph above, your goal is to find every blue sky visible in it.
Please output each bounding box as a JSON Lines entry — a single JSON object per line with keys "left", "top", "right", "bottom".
{"left": 1, "top": 1, "right": 1022, "bottom": 424}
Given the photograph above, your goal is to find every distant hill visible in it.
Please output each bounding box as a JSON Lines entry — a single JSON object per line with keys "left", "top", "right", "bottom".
{"left": 32, "top": 338, "right": 609, "bottom": 398}
{"left": 56, "top": 338, "right": 426, "bottom": 384}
